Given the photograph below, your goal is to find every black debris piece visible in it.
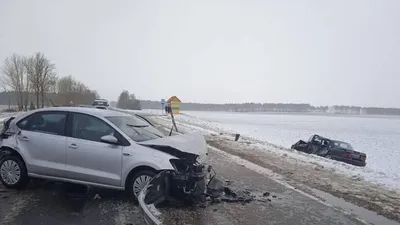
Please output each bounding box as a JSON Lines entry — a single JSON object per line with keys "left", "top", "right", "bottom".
{"left": 263, "top": 192, "right": 270, "bottom": 197}
{"left": 235, "top": 134, "right": 240, "bottom": 141}
{"left": 220, "top": 189, "right": 254, "bottom": 203}
{"left": 208, "top": 177, "right": 224, "bottom": 191}
{"left": 207, "top": 177, "right": 225, "bottom": 198}
{"left": 223, "top": 187, "right": 236, "bottom": 197}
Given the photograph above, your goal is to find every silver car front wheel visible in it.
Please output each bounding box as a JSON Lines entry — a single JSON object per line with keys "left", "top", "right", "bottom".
{"left": 1, "top": 160, "right": 21, "bottom": 185}
{"left": 133, "top": 175, "right": 153, "bottom": 197}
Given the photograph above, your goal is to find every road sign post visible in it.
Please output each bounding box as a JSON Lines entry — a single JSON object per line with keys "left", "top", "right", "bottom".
{"left": 161, "top": 99, "right": 166, "bottom": 115}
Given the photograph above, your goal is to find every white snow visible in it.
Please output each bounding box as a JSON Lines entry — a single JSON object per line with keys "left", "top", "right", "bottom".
{"left": 142, "top": 109, "right": 400, "bottom": 190}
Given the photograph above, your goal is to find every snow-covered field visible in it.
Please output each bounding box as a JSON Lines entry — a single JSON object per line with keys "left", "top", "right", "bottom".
{"left": 145, "top": 109, "right": 400, "bottom": 190}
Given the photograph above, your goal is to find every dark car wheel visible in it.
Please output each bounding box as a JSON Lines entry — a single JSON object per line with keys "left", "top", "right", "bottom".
{"left": 0, "top": 156, "right": 29, "bottom": 189}
{"left": 127, "top": 170, "right": 157, "bottom": 203}
{"left": 325, "top": 154, "right": 332, "bottom": 159}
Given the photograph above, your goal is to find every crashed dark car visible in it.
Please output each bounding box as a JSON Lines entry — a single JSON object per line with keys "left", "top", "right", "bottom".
{"left": 291, "top": 134, "right": 366, "bottom": 167}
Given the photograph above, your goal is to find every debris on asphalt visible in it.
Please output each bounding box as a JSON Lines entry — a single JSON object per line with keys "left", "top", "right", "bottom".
{"left": 139, "top": 169, "right": 284, "bottom": 224}
{"left": 219, "top": 188, "right": 254, "bottom": 203}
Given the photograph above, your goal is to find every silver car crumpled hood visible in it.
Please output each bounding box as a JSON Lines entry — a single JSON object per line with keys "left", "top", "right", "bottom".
{"left": 139, "top": 131, "right": 208, "bottom": 158}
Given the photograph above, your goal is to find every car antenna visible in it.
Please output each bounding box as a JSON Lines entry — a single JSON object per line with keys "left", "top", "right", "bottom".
{"left": 45, "top": 95, "right": 57, "bottom": 107}
{"left": 48, "top": 98, "right": 57, "bottom": 107}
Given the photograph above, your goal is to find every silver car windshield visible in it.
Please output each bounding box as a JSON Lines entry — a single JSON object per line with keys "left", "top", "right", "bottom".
{"left": 106, "top": 116, "right": 164, "bottom": 142}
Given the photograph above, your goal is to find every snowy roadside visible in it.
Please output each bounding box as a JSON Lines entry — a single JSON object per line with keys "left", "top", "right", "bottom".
{"left": 146, "top": 112, "right": 400, "bottom": 222}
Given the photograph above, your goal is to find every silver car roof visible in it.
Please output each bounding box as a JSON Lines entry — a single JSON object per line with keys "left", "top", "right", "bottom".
{"left": 23, "top": 107, "right": 130, "bottom": 118}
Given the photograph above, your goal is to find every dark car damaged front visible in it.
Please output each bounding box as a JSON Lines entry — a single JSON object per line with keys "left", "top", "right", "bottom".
{"left": 291, "top": 134, "right": 367, "bottom": 167}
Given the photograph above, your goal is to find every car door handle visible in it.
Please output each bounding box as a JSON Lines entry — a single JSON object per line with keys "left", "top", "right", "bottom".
{"left": 68, "top": 144, "right": 78, "bottom": 149}
{"left": 123, "top": 153, "right": 131, "bottom": 156}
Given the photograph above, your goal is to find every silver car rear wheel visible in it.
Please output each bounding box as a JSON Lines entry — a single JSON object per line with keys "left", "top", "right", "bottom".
{"left": 0, "top": 160, "right": 21, "bottom": 185}
{"left": 133, "top": 175, "right": 153, "bottom": 197}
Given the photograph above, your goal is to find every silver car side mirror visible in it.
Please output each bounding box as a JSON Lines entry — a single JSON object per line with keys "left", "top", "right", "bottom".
{"left": 100, "top": 135, "right": 119, "bottom": 145}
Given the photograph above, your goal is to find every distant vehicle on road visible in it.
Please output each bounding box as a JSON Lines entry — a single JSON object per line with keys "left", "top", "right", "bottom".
{"left": 291, "top": 134, "right": 366, "bottom": 167}
{"left": 92, "top": 99, "right": 109, "bottom": 109}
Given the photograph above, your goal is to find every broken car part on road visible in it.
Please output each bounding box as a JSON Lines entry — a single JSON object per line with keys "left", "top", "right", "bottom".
{"left": 138, "top": 168, "right": 259, "bottom": 225}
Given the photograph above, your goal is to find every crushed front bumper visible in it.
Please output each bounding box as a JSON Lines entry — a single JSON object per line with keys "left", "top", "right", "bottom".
{"left": 138, "top": 167, "right": 208, "bottom": 225}
{"left": 138, "top": 184, "right": 162, "bottom": 225}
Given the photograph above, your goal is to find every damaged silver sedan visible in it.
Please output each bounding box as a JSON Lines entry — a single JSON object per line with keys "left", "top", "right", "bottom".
{"left": 0, "top": 107, "right": 209, "bottom": 202}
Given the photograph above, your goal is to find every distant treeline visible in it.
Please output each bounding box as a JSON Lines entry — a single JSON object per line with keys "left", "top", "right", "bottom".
{"left": 0, "top": 91, "right": 97, "bottom": 109}
{"left": 140, "top": 100, "right": 400, "bottom": 116}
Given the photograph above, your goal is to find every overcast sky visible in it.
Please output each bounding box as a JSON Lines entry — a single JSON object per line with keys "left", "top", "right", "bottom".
{"left": 1, "top": 0, "right": 399, "bottom": 107}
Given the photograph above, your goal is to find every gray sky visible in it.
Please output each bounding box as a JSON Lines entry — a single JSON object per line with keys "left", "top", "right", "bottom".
{"left": 1, "top": 0, "right": 399, "bottom": 107}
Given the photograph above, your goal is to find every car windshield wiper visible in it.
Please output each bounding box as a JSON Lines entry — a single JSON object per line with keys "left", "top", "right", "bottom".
{"left": 126, "top": 124, "right": 149, "bottom": 128}
{"left": 126, "top": 124, "right": 163, "bottom": 138}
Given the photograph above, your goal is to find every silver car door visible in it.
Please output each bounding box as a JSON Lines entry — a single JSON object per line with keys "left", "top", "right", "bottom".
{"left": 15, "top": 111, "right": 67, "bottom": 178}
{"left": 65, "top": 112, "right": 123, "bottom": 187}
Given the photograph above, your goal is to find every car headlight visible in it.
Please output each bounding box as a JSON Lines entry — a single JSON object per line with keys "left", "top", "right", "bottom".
{"left": 169, "top": 159, "right": 190, "bottom": 173}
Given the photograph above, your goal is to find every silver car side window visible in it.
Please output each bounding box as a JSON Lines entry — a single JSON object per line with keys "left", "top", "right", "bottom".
{"left": 17, "top": 112, "right": 67, "bottom": 135}
{"left": 72, "top": 113, "right": 115, "bottom": 143}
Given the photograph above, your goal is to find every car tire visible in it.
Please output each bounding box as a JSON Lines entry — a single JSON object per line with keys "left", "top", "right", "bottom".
{"left": 0, "top": 155, "right": 29, "bottom": 189}
{"left": 325, "top": 154, "right": 332, "bottom": 159}
{"left": 127, "top": 170, "right": 157, "bottom": 203}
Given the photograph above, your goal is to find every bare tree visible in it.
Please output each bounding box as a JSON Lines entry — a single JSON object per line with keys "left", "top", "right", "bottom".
{"left": 22, "top": 56, "right": 31, "bottom": 110}
{"left": 40, "top": 64, "right": 57, "bottom": 108}
{"left": 25, "top": 56, "right": 39, "bottom": 108}
{"left": 1, "top": 54, "right": 26, "bottom": 110}
{"left": 56, "top": 75, "right": 97, "bottom": 106}
{"left": 57, "top": 75, "right": 74, "bottom": 93}
{"left": 26, "top": 53, "right": 57, "bottom": 108}
{"left": 117, "top": 90, "right": 141, "bottom": 110}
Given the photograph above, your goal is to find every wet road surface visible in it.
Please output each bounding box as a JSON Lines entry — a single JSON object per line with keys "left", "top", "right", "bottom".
{"left": 0, "top": 146, "right": 365, "bottom": 225}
